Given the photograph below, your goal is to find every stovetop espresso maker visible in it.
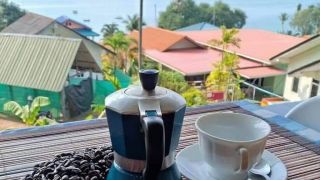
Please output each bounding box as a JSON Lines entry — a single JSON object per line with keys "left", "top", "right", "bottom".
{"left": 105, "top": 69, "right": 186, "bottom": 180}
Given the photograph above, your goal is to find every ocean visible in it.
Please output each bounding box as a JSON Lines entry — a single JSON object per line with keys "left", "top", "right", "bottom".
{"left": 10, "top": 0, "right": 319, "bottom": 38}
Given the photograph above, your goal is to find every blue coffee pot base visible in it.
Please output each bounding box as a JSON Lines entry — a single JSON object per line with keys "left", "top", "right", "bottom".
{"left": 107, "top": 163, "right": 181, "bottom": 180}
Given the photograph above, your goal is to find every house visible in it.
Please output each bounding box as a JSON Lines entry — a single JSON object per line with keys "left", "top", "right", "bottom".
{"left": 0, "top": 13, "right": 129, "bottom": 119}
{"left": 1, "top": 12, "right": 110, "bottom": 71}
{"left": 0, "top": 34, "right": 100, "bottom": 118}
{"left": 176, "top": 22, "right": 216, "bottom": 31}
{"left": 271, "top": 34, "right": 320, "bottom": 101}
{"left": 56, "top": 16, "right": 100, "bottom": 39}
{"left": 131, "top": 27, "right": 304, "bottom": 96}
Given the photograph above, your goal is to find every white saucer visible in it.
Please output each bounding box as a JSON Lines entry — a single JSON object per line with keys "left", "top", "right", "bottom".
{"left": 176, "top": 144, "right": 287, "bottom": 180}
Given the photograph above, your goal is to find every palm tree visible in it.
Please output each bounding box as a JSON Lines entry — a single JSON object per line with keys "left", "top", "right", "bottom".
{"left": 206, "top": 26, "right": 243, "bottom": 100}
{"left": 101, "top": 23, "right": 119, "bottom": 39}
{"left": 119, "top": 14, "right": 146, "bottom": 31}
{"left": 279, "top": 13, "right": 288, "bottom": 33}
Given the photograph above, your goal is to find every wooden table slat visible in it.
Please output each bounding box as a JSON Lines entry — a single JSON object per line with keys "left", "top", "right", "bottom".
{"left": 0, "top": 103, "right": 319, "bottom": 180}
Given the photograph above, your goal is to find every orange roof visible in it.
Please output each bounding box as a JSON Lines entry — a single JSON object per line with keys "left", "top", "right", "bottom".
{"left": 130, "top": 27, "right": 202, "bottom": 52}
{"left": 178, "top": 29, "right": 305, "bottom": 63}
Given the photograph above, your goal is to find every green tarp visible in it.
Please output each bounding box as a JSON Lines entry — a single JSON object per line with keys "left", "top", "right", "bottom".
{"left": 0, "top": 69, "right": 131, "bottom": 119}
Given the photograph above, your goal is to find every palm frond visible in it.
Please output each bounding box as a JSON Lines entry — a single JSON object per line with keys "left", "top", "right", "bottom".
{"left": 3, "top": 101, "right": 23, "bottom": 116}
{"left": 31, "top": 96, "right": 50, "bottom": 110}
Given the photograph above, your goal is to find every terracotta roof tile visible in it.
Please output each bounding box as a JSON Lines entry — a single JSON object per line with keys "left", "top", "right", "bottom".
{"left": 130, "top": 27, "right": 201, "bottom": 52}
{"left": 236, "top": 66, "right": 285, "bottom": 79}
{"left": 145, "top": 48, "right": 261, "bottom": 76}
{"left": 178, "top": 29, "right": 305, "bottom": 63}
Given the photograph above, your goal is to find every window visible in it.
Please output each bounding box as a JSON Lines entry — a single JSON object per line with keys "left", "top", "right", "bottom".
{"left": 310, "top": 79, "right": 319, "bottom": 97}
{"left": 292, "top": 77, "right": 299, "bottom": 93}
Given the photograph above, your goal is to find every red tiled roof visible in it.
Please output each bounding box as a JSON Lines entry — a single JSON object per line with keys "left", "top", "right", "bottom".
{"left": 130, "top": 27, "right": 201, "bottom": 52}
{"left": 236, "top": 66, "right": 285, "bottom": 79}
{"left": 145, "top": 48, "right": 261, "bottom": 76}
{"left": 178, "top": 29, "right": 305, "bottom": 63}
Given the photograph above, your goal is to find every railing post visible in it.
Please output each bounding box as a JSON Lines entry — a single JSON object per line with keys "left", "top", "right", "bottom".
{"left": 252, "top": 87, "right": 256, "bottom": 100}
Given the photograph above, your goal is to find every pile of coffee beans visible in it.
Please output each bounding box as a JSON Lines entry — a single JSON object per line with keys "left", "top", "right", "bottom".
{"left": 23, "top": 146, "right": 114, "bottom": 180}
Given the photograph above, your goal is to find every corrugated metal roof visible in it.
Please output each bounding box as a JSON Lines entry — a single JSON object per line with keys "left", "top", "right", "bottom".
{"left": 0, "top": 33, "right": 81, "bottom": 92}
{"left": 1, "top": 13, "right": 54, "bottom": 34}
{"left": 176, "top": 22, "right": 216, "bottom": 31}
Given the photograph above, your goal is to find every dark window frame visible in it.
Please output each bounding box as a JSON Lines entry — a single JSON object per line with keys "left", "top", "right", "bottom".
{"left": 292, "top": 77, "right": 299, "bottom": 93}
{"left": 310, "top": 79, "right": 319, "bottom": 97}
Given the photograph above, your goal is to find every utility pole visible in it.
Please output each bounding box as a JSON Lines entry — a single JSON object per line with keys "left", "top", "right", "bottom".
{"left": 138, "top": 0, "right": 144, "bottom": 70}
{"left": 154, "top": 4, "right": 158, "bottom": 26}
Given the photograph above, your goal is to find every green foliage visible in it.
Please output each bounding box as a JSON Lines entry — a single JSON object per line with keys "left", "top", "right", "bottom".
{"left": 159, "top": 70, "right": 188, "bottom": 94}
{"left": 206, "top": 27, "right": 244, "bottom": 100}
{"left": 0, "top": 0, "right": 25, "bottom": 30}
{"left": 159, "top": 0, "right": 202, "bottom": 30}
{"left": 143, "top": 59, "right": 159, "bottom": 70}
{"left": 158, "top": 0, "right": 246, "bottom": 30}
{"left": 85, "top": 104, "right": 105, "bottom": 120}
{"left": 3, "top": 96, "right": 56, "bottom": 126}
{"left": 101, "top": 23, "right": 119, "bottom": 39}
{"left": 290, "top": 4, "right": 320, "bottom": 35}
{"left": 118, "top": 14, "right": 146, "bottom": 32}
{"left": 211, "top": 1, "right": 246, "bottom": 28}
{"left": 103, "top": 32, "right": 138, "bottom": 76}
{"left": 102, "top": 58, "right": 122, "bottom": 90}
{"left": 182, "top": 87, "right": 207, "bottom": 107}
{"left": 104, "top": 32, "right": 131, "bottom": 54}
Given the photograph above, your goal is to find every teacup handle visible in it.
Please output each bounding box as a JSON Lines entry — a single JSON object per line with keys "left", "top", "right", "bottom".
{"left": 238, "top": 148, "right": 249, "bottom": 173}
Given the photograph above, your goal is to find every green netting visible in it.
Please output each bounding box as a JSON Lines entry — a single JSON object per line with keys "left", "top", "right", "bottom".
{"left": 0, "top": 84, "right": 61, "bottom": 118}
{"left": 0, "top": 70, "right": 131, "bottom": 118}
{"left": 69, "top": 69, "right": 132, "bottom": 105}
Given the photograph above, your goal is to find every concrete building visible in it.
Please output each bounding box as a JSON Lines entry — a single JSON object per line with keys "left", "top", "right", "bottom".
{"left": 271, "top": 34, "right": 320, "bottom": 101}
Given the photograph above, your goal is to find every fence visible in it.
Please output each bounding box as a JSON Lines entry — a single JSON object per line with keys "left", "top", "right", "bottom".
{"left": 0, "top": 84, "right": 62, "bottom": 118}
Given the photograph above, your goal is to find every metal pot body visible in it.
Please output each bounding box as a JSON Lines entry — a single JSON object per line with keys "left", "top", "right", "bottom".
{"left": 106, "top": 106, "right": 185, "bottom": 160}
{"left": 105, "top": 69, "right": 186, "bottom": 180}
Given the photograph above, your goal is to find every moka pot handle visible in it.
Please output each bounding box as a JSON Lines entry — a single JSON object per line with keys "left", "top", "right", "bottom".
{"left": 141, "top": 115, "right": 165, "bottom": 180}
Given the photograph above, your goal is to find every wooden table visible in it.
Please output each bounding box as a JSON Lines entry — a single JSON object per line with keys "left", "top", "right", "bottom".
{"left": 0, "top": 103, "right": 319, "bottom": 180}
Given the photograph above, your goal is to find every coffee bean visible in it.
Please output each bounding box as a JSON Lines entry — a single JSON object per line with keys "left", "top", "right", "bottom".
{"left": 24, "top": 145, "right": 114, "bottom": 180}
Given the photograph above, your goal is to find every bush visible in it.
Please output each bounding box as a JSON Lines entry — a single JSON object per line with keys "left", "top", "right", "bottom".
{"left": 159, "top": 70, "right": 188, "bottom": 93}
{"left": 182, "top": 87, "right": 207, "bottom": 107}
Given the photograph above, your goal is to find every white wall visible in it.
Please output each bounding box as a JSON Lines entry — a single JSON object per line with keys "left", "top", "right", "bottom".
{"left": 281, "top": 43, "right": 320, "bottom": 101}
{"left": 283, "top": 75, "right": 314, "bottom": 101}
{"left": 287, "top": 45, "right": 320, "bottom": 72}
{"left": 39, "top": 23, "right": 108, "bottom": 70}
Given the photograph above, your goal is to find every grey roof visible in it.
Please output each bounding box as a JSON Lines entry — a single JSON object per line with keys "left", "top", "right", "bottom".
{"left": 176, "top": 22, "right": 216, "bottom": 31}
{"left": 0, "top": 34, "right": 81, "bottom": 92}
{"left": 2, "top": 12, "right": 111, "bottom": 53}
{"left": 1, "top": 12, "right": 54, "bottom": 34}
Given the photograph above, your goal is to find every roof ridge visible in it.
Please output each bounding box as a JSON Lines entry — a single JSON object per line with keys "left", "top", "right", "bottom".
{"left": 147, "top": 26, "right": 186, "bottom": 38}
{"left": 0, "top": 33, "right": 81, "bottom": 42}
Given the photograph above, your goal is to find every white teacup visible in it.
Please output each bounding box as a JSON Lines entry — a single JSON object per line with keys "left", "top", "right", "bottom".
{"left": 195, "top": 112, "right": 271, "bottom": 180}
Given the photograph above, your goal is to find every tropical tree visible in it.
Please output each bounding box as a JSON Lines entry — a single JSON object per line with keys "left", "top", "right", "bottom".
{"left": 290, "top": 4, "right": 320, "bottom": 35}
{"left": 159, "top": 0, "right": 202, "bottom": 30}
{"left": 279, "top": 13, "right": 288, "bottom": 33}
{"left": 104, "top": 32, "right": 131, "bottom": 70}
{"left": 101, "top": 23, "right": 119, "bottom": 39}
{"left": 158, "top": 0, "right": 247, "bottom": 30}
{"left": 0, "top": 0, "right": 25, "bottom": 30}
{"left": 118, "top": 14, "right": 146, "bottom": 31}
{"left": 206, "top": 26, "right": 244, "bottom": 101}
{"left": 211, "top": 1, "right": 246, "bottom": 28}
{"left": 3, "top": 96, "right": 56, "bottom": 126}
